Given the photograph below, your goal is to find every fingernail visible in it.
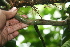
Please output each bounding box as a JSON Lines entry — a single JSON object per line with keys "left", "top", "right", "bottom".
{"left": 10, "top": 7, "right": 17, "bottom": 12}
{"left": 12, "top": 7, "right": 17, "bottom": 10}
{"left": 22, "top": 23, "right": 28, "bottom": 27}
{"left": 14, "top": 10, "right": 17, "bottom": 13}
{"left": 21, "top": 15, "right": 28, "bottom": 18}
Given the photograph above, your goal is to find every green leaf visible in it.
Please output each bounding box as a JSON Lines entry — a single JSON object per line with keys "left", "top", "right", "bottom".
{"left": 61, "top": 39, "right": 70, "bottom": 47}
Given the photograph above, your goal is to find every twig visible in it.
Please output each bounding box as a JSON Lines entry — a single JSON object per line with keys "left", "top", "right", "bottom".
{"left": 34, "top": 25, "right": 46, "bottom": 47}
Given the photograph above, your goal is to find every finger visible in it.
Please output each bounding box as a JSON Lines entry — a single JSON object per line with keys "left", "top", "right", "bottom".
{"left": 12, "top": 31, "right": 19, "bottom": 38}
{"left": 8, "top": 31, "right": 19, "bottom": 41}
{"left": 7, "top": 23, "right": 28, "bottom": 34}
{"left": 6, "top": 7, "right": 17, "bottom": 19}
{"left": 21, "top": 15, "right": 28, "bottom": 18}
{"left": 6, "top": 18, "right": 19, "bottom": 26}
{"left": 8, "top": 34, "right": 14, "bottom": 41}
{"left": 7, "top": 10, "right": 17, "bottom": 19}
{"left": 6, "top": 14, "right": 28, "bottom": 26}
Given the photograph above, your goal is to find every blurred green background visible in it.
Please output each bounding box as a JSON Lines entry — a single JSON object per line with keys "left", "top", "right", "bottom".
{"left": 14, "top": 3, "right": 70, "bottom": 47}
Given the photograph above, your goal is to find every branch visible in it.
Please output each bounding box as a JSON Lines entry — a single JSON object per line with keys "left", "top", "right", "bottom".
{"left": 4, "top": 0, "right": 70, "bottom": 8}
{"left": 15, "top": 14, "right": 67, "bottom": 26}
{"left": 33, "top": 0, "right": 70, "bottom": 4}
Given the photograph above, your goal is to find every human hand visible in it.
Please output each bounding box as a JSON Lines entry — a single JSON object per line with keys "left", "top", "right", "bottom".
{"left": 0, "top": 7, "right": 28, "bottom": 46}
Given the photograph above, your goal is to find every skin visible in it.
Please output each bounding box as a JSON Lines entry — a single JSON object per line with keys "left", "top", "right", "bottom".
{"left": 0, "top": 7, "right": 28, "bottom": 46}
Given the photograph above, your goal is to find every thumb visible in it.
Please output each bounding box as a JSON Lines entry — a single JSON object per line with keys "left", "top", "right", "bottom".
{"left": 9, "top": 7, "right": 17, "bottom": 12}
{"left": 6, "top": 7, "right": 17, "bottom": 19}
